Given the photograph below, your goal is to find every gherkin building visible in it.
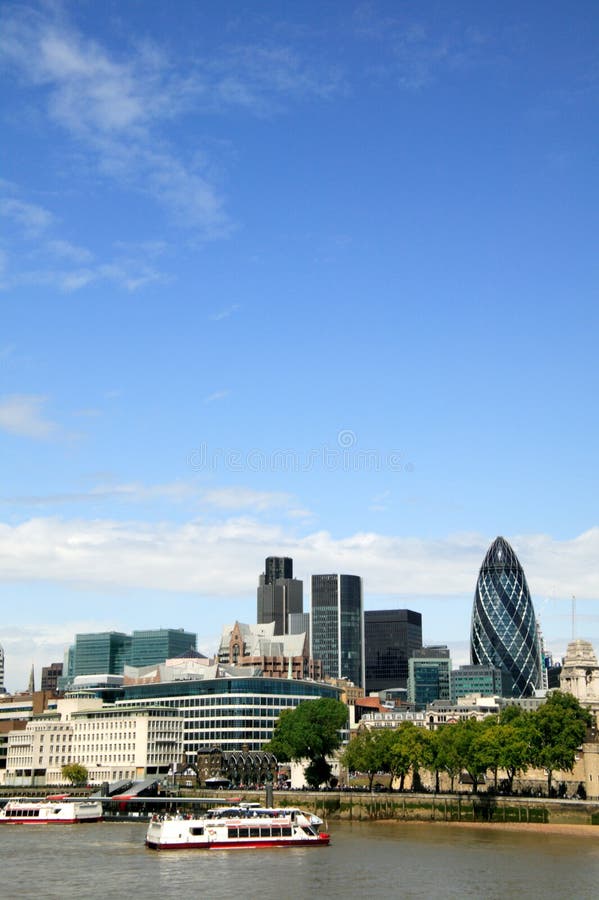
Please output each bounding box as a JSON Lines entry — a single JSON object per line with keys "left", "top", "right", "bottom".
{"left": 471, "top": 536, "right": 541, "bottom": 698}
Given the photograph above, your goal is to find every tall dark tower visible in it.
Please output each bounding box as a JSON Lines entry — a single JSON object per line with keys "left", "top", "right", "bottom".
{"left": 264, "top": 557, "right": 293, "bottom": 584}
{"left": 311, "top": 574, "right": 364, "bottom": 688}
{"left": 257, "top": 557, "right": 303, "bottom": 634}
{"left": 471, "top": 536, "right": 542, "bottom": 698}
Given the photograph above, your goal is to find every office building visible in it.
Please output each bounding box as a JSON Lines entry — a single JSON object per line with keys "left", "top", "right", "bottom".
{"left": 64, "top": 629, "right": 197, "bottom": 682}
{"left": 471, "top": 536, "right": 542, "bottom": 698}
{"left": 129, "top": 629, "right": 197, "bottom": 668}
{"left": 40, "top": 663, "right": 63, "bottom": 693}
{"left": 257, "top": 556, "right": 303, "bottom": 634}
{"left": 120, "top": 670, "right": 341, "bottom": 756}
{"left": 407, "top": 646, "right": 451, "bottom": 709}
{"left": 311, "top": 574, "right": 364, "bottom": 687}
{"left": 3, "top": 696, "right": 183, "bottom": 787}
{"left": 451, "top": 664, "right": 512, "bottom": 701}
{"left": 364, "top": 609, "right": 422, "bottom": 693}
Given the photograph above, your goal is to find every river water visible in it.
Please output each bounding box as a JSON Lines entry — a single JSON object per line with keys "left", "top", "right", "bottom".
{"left": 1, "top": 820, "right": 598, "bottom": 899}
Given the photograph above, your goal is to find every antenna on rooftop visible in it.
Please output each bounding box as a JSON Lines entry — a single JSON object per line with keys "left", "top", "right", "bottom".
{"left": 571, "top": 595, "right": 576, "bottom": 641}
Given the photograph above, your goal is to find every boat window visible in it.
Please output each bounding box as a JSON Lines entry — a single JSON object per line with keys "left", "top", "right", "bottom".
{"left": 189, "top": 827, "right": 204, "bottom": 836}
{"left": 282, "top": 827, "right": 292, "bottom": 837}
{"left": 238, "top": 828, "right": 249, "bottom": 838}
{"left": 249, "top": 827, "right": 260, "bottom": 838}
{"left": 271, "top": 827, "right": 281, "bottom": 838}
{"left": 228, "top": 828, "right": 238, "bottom": 839}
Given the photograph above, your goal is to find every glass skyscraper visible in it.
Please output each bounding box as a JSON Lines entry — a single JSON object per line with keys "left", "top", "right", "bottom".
{"left": 311, "top": 574, "right": 364, "bottom": 687}
{"left": 471, "top": 536, "right": 542, "bottom": 698}
{"left": 364, "top": 609, "right": 422, "bottom": 693}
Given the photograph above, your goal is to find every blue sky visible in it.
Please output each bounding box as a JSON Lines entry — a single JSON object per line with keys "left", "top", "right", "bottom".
{"left": 1, "top": 1, "right": 598, "bottom": 691}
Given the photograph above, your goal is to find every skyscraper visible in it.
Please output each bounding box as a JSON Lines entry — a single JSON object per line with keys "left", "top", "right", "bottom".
{"left": 264, "top": 557, "right": 293, "bottom": 583}
{"left": 257, "top": 557, "right": 303, "bottom": 634}
{"left": 471, "top": 536, "right": 542, "bottom": 698}
{"left": 364, "top": 609, "right": 422, "bottom": 693}
{"left": 311, "top": 574, "right": 364, "bottom": 687}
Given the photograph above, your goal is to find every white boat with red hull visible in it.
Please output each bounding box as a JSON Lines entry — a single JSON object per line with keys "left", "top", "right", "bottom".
{"left": 0, "top": 796, "right": 103, "bottom": 824}
{"left": 145, "top": 802, "right": 330, "bottom": 850}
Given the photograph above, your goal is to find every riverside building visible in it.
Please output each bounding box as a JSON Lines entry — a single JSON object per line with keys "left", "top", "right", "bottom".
{"left": 118, "top": 664, "right": 341, "bottom": 758}
{"left": 2, "top": 696, "right": 183, "bottom": 787}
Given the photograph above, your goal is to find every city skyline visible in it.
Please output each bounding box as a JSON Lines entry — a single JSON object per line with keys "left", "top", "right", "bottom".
{"left": 1, "top": 2, "right": 598, "bottom": 691}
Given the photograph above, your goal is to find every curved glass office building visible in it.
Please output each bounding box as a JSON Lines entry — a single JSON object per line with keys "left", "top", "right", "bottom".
{"left": 471, "top": 536, "right": 541, "bottom": 697}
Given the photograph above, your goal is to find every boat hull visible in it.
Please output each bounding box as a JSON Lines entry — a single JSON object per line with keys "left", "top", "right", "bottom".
{"left": 146, "top": 834, "right": 330, "bottom": 851}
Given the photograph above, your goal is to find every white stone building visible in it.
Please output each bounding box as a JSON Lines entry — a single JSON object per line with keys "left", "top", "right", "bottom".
{"left": 3, "top": 696, "right": 183, "bottom": 787}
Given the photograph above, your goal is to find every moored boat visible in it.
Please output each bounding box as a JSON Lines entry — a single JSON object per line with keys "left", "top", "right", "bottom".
{"left": 0, "top": 797, "right": 103, "bottom": 824}
{"left": 145, "top": 802, "right": 330, "bottom": 850}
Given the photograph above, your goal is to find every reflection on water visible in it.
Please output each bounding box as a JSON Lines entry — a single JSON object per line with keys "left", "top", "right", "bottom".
{"left": 2, "top": 820, "right": 599, "bottom": 899}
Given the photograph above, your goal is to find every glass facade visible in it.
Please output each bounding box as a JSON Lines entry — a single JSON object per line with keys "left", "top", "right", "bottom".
{"left": 70, "top": 629, "right": 197, "bottom": 677}
{"left": 73, "top": 632, "right": 131, "bottom": 676}
{"left": 364, "top": 609, "right": 422, "bottom": 692}
{"left": 407, "top": 649, "right": 451, "bottom": 709}
{"left": 450, "top": 664, "right": 512, "bottom": 701}
{"left": 471, "top": 536, "right": 542, "bottom": 698}
{"left": 311, "top": 574, "right": 364, "bottom": 687}
{"left": 118, "top": 676, "right": 341, "bottom": 755}
{"left": 129, "top": 629, "right": 196, "bottom": 667}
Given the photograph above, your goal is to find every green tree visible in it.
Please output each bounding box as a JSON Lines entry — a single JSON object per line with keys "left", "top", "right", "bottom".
{"left": 475, "top": 719, "right": 504, "bottom": 791}
{"left": 387, "top": 722, "right": 429, "bottom": 791}
{"left": 448, "top": 719, "right": 488, "bottom": 793}
{"left": 419, "top": 728, "right": 443, "bottom": 792}
{"left": 498, "top": 706, "right": 534, "bottom": 793}
{"left": 263, "top": 698, "right": 348, "bottom": 788}
{"left": 436, "top": 724, "right": 464, "bottom": 792}
{"left": 61, "top": 763, "right": 88, "bottom": 786}
{"left": 529, "top": 692, "right": 591, "bottom": 796}
{"left": 341, "top": 729, "right": 387, "bottom": 791}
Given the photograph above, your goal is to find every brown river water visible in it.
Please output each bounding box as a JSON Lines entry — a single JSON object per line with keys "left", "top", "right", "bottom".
{"left": 1, "top": 819, "right": 598, "bottom": 899}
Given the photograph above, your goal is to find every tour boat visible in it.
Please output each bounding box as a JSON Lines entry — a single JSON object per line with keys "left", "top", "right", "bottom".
{"left": 0, "top": 796, "right": 103, "bottom": 824}
{"left": 145, "top": 802, "right": 330, "bottom": 850}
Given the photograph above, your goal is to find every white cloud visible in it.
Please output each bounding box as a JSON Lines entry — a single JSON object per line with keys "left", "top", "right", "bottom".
{"left": 2, "top": 481, "right": 197, "bottom": 506}
{"left": 0, "top": 517, "right": 597, "bottom": 606}
{"left": 0, "top": 196, "right": 55, "bottom": 236}
{"left": 0, "top": 6, "right": 343, "bottom": 241}
{"left": 0, "top": 7, "right": 231, "bottom": 238}
{"left": 204, "top": 389, "right": 231, "bottom": 403}
{"left": 0, "top": 394, "right": 59, "bottom": 439}
{"left": 210, "top": 304, "right": 240, "bottom": 321}
{"left": 203, "top": 487, "right": 296, "bottom": 512}
{"left": 46, "top": 239, "right": 93, "bottom": 263}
